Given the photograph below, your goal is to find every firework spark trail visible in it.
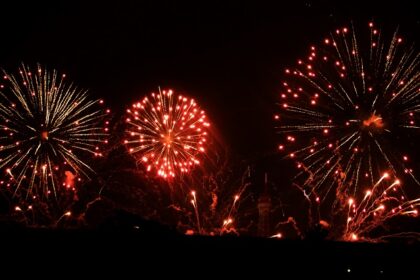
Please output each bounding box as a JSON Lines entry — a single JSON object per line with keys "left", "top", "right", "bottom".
{"left": 180, "top": 166, "right": 253, "bottom": 235}
{"left": 188, "top": 182, "right": 250, "bottom": 235}
{"left": 218, "top": 169, "right": 252, "bottom": 234}
{"left": 344, "top": 173, "right": 420, "bottom": 241}
{"left": 220, "top": 191, "right": 246, "bottom": 234}
{"left": 54, "top": 211, "right": 72, "bottom": 227}
{"left": 276, "top": 22, "right": 420, "bottom": 200}
{"left": 0, "top": 64, "right": 109, "bottom": 197}
{"left": 190, "top": 190, "right": 202, "bottom": 234}
{"left": 277, "top": 171, "right": 420, "bottom": 241}
{"left": 125, "top": 88, "right": 210, "bottom": 179}
{"left": 275, "top": 216, "right": 303, "bottom": 239}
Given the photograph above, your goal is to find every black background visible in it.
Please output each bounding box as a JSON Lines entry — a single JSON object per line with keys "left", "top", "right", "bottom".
{"left": 1, "top": 1, "right": 420, "bottom": 276}
{"left": 1, "top": 0, "right": 418, "bottom": 157}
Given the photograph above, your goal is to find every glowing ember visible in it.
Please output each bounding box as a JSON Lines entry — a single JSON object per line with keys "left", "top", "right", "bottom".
{"left": 362, "top": 114, "right": 384, "bottom": 130}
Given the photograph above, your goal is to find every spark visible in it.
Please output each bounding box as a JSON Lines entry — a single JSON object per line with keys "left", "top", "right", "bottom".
{"left": 190, "top": 190, "right": 202, "bottom": 234}
{"left": 270, "top": 233, "right": 283, "bottom": 239}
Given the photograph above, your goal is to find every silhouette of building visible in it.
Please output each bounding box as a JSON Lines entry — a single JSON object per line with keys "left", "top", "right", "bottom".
{"left": 257, "top": 173, "right": 271, "bottom": 237}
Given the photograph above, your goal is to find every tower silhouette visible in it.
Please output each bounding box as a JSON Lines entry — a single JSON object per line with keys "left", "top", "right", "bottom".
{"left": 257, "top": 173, "right": 271, "bottom": 237}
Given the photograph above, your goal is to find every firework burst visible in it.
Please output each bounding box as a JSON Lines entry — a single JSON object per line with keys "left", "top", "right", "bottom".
{"left": 0, "top": 64, "right": 109, "bottom": 198}
{"left": 124, "top": 89, "right": 210, "bottom": 179}
{"left": 275, "top": 22, "right": 420, "bottom": 201}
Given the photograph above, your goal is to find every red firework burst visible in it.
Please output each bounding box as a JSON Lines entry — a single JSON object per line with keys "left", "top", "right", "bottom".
{"left": 124, "top": 89, "right": 210, "bottom": 179}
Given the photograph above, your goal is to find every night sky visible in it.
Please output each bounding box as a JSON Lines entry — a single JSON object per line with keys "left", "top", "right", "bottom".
{"left": 1, "top": 1, "right": 419, "bottom": 230}
{"left": 1, "top": 1, "right": 418, "bottom": 159}
{"left": 2, "top": 2, "right": 420, "bottom": 275}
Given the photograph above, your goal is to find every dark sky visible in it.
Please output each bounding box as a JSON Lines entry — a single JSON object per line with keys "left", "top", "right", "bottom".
{"left": 1, "top": 0, "right": 419, "bottom": 159}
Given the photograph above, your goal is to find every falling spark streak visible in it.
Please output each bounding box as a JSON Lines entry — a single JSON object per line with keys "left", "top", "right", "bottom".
{"left": 344, "top": 174, "right": 420, "bottom": 241}
{"left": 228, "top": 194, "right": 240, "bottom": 217}
{"left": 190, "top": 191, "right": 245, "bottom": 235}
{"left": 125, "top": 88, "right": 210, "bottom": 179}
{"left": 279, "top": 172, "right": 420, "bottom": 241}
{"left": 181, "top": 169, "right": 252, "bottom": 236}
{"left": 190, "top": 190, "right": 202, "bottom": 234}
{"left": 270, "top": 233, "right": 283, "bottom": 239}
{"left": 0, "top": 64, "right": 109, "bottom": 197}
{"left": 54, "top": 211, "right": 72, "bottom": 227}
{"left": 221, "top": 194, "right": 241, "bottom": 232}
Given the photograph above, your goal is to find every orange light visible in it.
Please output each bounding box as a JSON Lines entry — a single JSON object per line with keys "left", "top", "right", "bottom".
{"left": 363, "top": 114, "right": 384, "bottom": 129}
{"left": 41, "top": 131, "right": 49, "bottom": 140}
